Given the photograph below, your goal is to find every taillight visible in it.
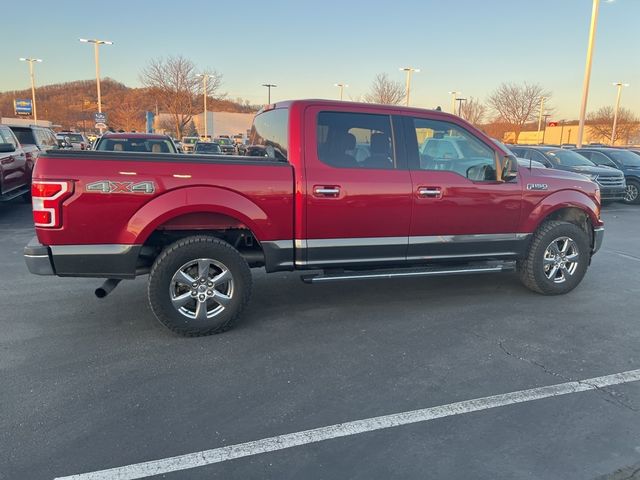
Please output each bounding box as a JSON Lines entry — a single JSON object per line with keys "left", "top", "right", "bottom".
{"left": 32, "top": 181, "right": 73, "bottom": 228}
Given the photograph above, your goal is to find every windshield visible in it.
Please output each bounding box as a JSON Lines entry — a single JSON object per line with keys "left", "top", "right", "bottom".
{"left": 182, "top": 137, "right": 198, "bottom": 144}
{"left": 216, "top": 138, "right": 232, "bottom": 145}
{"left": 194, "top": 143, "right": 222, "bottom": 153}
{"left": 544, "top": 149, "right": 595, "bottom": 167}
{"left": 608, "top": 150, "right": 640, "bottom": 167}
{"left": 96, "top": 137, "right": 177, "bottom": 153}
{"left": 491, "top": 139, "right": 516, "bottom": 156}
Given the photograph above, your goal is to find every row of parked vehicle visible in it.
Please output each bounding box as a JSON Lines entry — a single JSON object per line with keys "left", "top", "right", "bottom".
{"left": 506, "top": 144, "right": 640, "bottom": 204}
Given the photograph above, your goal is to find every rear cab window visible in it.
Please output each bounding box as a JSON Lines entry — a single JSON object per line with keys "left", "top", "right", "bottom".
{"left": 249, "top": 108, "right": 288, "bottom": 161}
{"left": 11, "top": 128, "right": 36, "bottom": 146}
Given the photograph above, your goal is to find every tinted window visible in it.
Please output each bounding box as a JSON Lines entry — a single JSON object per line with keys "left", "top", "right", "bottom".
{"left": 249, "top": 108, "right": 288, "bottom": 161}
{"left": 410, "top": 118, "right": 498, "bottom": 180}
{"left": 317, "top": 111, "right": 394, "bottom": 169}
{"left": 607, "top": 150, "right": 640, "bottom": 167}
{"left": 11, "top": 128, "right": 36, "bottom": 145}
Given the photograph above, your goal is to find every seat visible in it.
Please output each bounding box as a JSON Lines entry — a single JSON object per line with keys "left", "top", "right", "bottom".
{"left": 113, "top": 143, "right": 124, "bottom": 152}
{"left": 363, "top": 133, "right": 392, "bottom": 169}
{"left": 319, "top": 131, "right": 358, "bottom": 168}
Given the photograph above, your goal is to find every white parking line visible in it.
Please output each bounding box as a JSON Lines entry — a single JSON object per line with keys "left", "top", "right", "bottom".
{"left": 55, "top": 369, "right": 640, "bottom": 480}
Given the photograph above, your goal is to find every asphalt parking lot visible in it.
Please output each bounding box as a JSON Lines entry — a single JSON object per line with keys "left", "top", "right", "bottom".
{"left": 2, "top": 200, "right": 640, "bottom": 480}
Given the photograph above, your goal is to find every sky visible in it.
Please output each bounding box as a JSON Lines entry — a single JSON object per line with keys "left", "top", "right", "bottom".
{"left": 1, "top": 0, "right": 639, "bottom": 120}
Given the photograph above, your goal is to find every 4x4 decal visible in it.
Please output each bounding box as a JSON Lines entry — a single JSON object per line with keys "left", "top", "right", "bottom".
{"left": 86, "top": 180, "right": 155, "bottom": 194}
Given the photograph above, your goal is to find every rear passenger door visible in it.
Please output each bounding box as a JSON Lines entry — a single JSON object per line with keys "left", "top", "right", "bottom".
{"left": 302, "top": 107, "right": 412, "bottom": 268}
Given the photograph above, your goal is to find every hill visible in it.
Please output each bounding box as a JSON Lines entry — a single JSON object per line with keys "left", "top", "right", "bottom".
{"left": 0, "top": 78, "right": 258, "bottom": 132}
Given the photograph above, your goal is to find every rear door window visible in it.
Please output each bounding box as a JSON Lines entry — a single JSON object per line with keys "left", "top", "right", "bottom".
{"left": 316, "top": 111, "right": 395, "bottom": 170}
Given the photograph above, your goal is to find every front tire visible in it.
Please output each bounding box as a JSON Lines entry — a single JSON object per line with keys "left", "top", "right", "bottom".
{"left": 623, "top": 180, "right": 640, "bottom": 205}
{"left": 518, "top": 221, "right": 590, "bottom": 295}
{"left": 148, "top": 236, "right": 252, "bottom": 336}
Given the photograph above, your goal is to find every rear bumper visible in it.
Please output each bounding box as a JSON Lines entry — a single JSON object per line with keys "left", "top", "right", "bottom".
{"left": 24, "top": 237, "right": 141, "bottom": 278}
{"left": 24, "top": 237, "right": 55, "bottom": 275}
{"left": 592, "top": 227, "right": 605, "bottom": 255}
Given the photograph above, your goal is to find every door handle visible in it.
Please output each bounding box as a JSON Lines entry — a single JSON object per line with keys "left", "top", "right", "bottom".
{"left": 313, "top": 186, "right": 340, "bottom": 197}
{"left": 417, "top": 187, "right": 442, "bottom": 198}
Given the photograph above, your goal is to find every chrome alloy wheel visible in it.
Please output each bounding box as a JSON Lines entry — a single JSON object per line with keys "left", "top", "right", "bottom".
{"left": 169, "top": 258, "right": 234, "bottom": 321}
{"left": 543, "top": 237, "right": 579, "bottom": 284}
{"left": 625, "top": 183, "right": 639, "bottom": 203}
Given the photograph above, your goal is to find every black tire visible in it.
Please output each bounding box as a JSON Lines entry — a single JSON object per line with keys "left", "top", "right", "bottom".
{"left": 623, "top": 179, "right": 640, "bottom": 205}
{"left": 148, "top": 236, "right": 252, "bottom": 336}
{"left": 517, "top": 221, "right": 590, "bottom": 295}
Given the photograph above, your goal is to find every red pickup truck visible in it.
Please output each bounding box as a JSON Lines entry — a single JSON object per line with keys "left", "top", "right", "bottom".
{"left": 24, "top": 100, "right": 604, "bottom": 336}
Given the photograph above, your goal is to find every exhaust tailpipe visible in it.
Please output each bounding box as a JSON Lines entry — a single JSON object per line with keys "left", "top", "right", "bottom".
{"left": 95, "top": 279, "right": 122, "bottom": 298}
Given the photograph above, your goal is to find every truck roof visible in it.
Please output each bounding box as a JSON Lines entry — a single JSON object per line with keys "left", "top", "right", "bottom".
{"left": 102, "top": 132, "right": 170, "bottom": 140}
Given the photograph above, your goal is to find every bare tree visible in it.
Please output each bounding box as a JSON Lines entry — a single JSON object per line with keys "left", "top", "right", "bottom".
{"left": 140, "top": 55, "right": 222, "bottom": 138}
{"left": 487, "top": 82, "right": 550, "bottom": 143}
{"left": 587, "top": 106, "right": 640, "bottom": 144}
{"left": 459, "top": 97, "right": 487, "bottom": 125}
{"left": 364, "top": 73, "right": 405, "bottom": 105}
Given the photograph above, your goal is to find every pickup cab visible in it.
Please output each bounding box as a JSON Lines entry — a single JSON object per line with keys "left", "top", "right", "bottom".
{"left": 0, "top": 125, "right": 32, "bottom": 202}
{"left": 24, "top": 100, "right": 604, "bottom": 336}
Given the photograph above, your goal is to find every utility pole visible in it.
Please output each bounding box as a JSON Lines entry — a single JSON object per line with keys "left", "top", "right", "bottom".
{"left": 537, "top": 96, "right": 546, "bottom": 144}
{"left": 448, "top": 91, "right": 460, "bottom": 114}
{"left": 19, "top": 58, "right": 42, "bottom": 123}
{"left": 559, "top": 120, "right": 566, "bottom": 145}
{"left": 262, "top": 84, "right": 277, "bottom": 104}
{"left": 334, "top": 83, "right": 349, "bottom": 101}
{"left": 80, "top": 38, "right": 113, "bottom": 133}
{"left": 400, "top": 67, "right": 420, "bottom": 107}
{"left": 611, "top": 82, "right": 629, "bottom": 146}
{"left": 577, "top": 0, "right": 600, "bottom": 148}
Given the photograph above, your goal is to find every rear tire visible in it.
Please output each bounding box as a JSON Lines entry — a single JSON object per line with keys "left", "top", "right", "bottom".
{"left": 148, "top": 236, "right": 252, "bottom": 336}
{"left": 518, "top": 221, "right": 590, "bottom": 295}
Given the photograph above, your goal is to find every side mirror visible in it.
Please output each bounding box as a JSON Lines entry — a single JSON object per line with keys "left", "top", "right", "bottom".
{"left": 0, "top": 143, "right": 16, "bottom": 153}
{"left": 500, "top": 154, "right": 518, "bottom": 181}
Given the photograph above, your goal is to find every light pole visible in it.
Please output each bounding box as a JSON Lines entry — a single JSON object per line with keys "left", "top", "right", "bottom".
{"left": 456, "top": 98, "right": 467, "bottom": 117}
{"left": 262, "top": 84, "right": 277, "bottom": 104}
{"left": 400, "top": 67, "right": 420, "bottom": 106}
{"left": 196, "top": 74, "right": 213, "bottom": 140}
{"left": 577, "top": 0, "right": 600, "bottom": 148}
{"left": 559, "top": 120, "right": 566, "bottom": 145}
{"left": 536, "top": 96, "right": 546, "bottom": 144}
{"left": 80, "top": 38, "right": 113, "bottom": 133}
{"left": 611, "top": 82, "right": 629, "bottom": 145}
{"left": 542, "top": 114, "right": 551, "bottom": 144}
{"left": 334, "top": 83, "right": 349, "bottom": 101}
{"left": 448, "top": 91, "right": 460, "bottom": 114}
{"left": 19, "top": 57, "right": 42, "bottom": 123}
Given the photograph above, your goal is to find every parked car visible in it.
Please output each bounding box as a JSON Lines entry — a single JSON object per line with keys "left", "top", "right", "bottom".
{"left": 181, "top": 136, "right": 199, "bottom": 153}
{"left": 94, "top": 132, "right": 179, "bottom": 153}
{"left": 492, "top": 140, "right": 546, "bottom": 169}
{"left": 0, "top": 125, "right": 31, "bottom": 202}
{"left": 24, "top": 100, "right": 604, "bottom": 337}
{"left": 574, "top": 147, "right": 640, "bottom": 204}
{"left": 193, "top": 142, "right": 222, "bottom": 155}
{"left": 509, "top": 145, "right": 626, "bottom": 202}
{"left": 56, "top": 132, "right": 90, "bottom": 150}
{"left": 9, "top": 125, "right": 59, "bottom": 170}
{"left": 214, "top": 137, "right": 237, "bottom": 155}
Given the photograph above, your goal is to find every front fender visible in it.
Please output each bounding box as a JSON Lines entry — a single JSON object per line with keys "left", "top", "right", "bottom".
{"left": 119, "top": 186, "right": 270, "bottom": 244}
{"left": 521, "top": 189, "right": 602, "bottom": 233}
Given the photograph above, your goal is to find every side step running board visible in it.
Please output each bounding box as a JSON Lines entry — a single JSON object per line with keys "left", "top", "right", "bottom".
{"left": 301, "top": 262, "right": 516, "bottom": 284}
{"left": 0, "top": 186, "right": 29, "bottom": 202}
